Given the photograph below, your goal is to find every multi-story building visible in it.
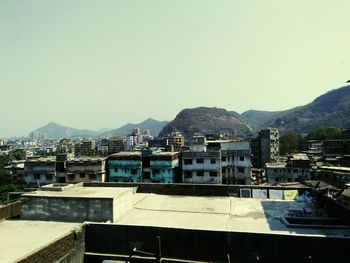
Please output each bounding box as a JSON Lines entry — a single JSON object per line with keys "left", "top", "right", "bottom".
{"left": 4, "top": 160, "right": 25, "bottom": 183}
{"left": 165, "top": 132, "right": 185, "bottom": 150}
{"left": 107, "top": 152, "right": 142, "bottom": 182}
{"left": 23, "top": 157, "right": 56, "bottom": 186}
{"left": 182, "top": 150, "right": 221, "bottom": 184}
{"left": 65, "top": 157, "right": 106, "bottom": 183}
{"left": 99, "top": 138, "right": 125, "bottom": 154}
{"left": 74, "top": 139, "right": 96, "bottom": 155}
{"left": 141, "top": 148, "right": 162, "bottom": 182}
{"left": 150, "top": 152, "right": 180, "bottom": 183}
{"left": 251, "top": 128, "right": 279, "bottom": 168}
{"left": 220, "top": 141, "right": 252, "bottom": 185}
{"left": 265, "top": 154, "right": 311, "bottom": 184}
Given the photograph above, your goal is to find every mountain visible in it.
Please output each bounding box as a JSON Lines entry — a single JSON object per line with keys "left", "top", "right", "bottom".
{"left": 158, "top": 107, "right": 250, "bottom": 138}
{"left": 241, "top": 110, "right": 282, "bottom": 128}
{"left": 31, "top": 122, "right": 98, "bottom": 139}
{"left": 259, "top": 86, "right": 350, "bottom": 133}
{"left": 99, "top": 118, "right": 168, "bottom": 137}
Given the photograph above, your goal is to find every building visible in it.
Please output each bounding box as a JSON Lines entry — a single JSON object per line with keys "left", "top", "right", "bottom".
{"left": 323, "top": 139, "right": 350, "bottom": 157}
{"left": 65, "top": 157, "right": 106, "bottom": 183}
{"left": 141, "top": 148, "right": 162, "bottom": 182}
{"left": 4, "top": 160, "right": 25, "bottom": 183}
{"left": 2, "top": 183, "right": 350, "bottom": 263}
{"left": 149, "top": 152, "right": 181, "bottom": 183}
{"left": 265, "top": 154, "right": 311, "bottom": 184}
{"left": 99, "top": 137, "right": 124, "bottom": 154}
{"left": 165, "top": 132, "right": 185, "bottom": 150}
{"left": 107, "top": 152, "right": 143, "bottom": 182}
{"left": 74, "top": 139, "right": 96, "bottom": 155}
{"left": 23, "top": 157, "right": 56, "bottom": 186}
{"left": 182, "top": 150, "right": 222, "bottom": 184}
{"left": 315, "top": 166, "right": 350, "bottom": 188}
{"left": 251, "top": 128, "right": 279, "bottom": 168}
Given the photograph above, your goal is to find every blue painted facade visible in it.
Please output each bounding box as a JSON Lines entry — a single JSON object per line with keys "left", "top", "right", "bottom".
{"left": 108, "top": 153, "right": 142, "bottom": 182}
{"left": 150, "top": 154, "right": 180, "bottom": 183}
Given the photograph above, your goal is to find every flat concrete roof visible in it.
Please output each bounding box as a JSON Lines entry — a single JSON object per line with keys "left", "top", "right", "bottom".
{"left": 21, "top": 185, "right": 135, "bottom": 199}
{"left": 116, "top": 193, "right": 350, "bottom": 238}
{"left": 0, "top": 220, "right": 80, "bottom": 263}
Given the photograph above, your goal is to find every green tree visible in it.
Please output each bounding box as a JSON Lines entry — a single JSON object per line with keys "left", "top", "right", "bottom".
{"left": 306, "top": 127, "right": 343, "bottom": 140}
{"left": 280, "top": 132, "right": 301, "bottom": 155}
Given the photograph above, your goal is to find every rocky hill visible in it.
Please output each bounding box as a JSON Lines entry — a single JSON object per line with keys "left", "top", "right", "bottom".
{"left": 158, "top": 107, "right": 250, "bottom": 138}
{"left": 258, "top": 86, "right": 350, "bottom": 133}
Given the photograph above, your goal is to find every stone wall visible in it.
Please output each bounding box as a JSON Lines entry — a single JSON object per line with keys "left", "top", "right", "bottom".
{"left": 0, "top": 201, "right": 21, "bottom": 220}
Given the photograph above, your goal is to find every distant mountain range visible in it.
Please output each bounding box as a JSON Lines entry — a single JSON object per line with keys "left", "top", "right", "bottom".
{"left": 30, "top": 122, "right": 98, "bottom": 138}
{"left": 98, "top": 118, "right": 169, "bottom": 137}
{"left": 242, "top": 85, "right": 350, "bottom": 133}
{"left": 30, "top": 119, "right": 169, "bottom": 139}
{"left": 30, "top": 85, "right": 350, "bottom": 139}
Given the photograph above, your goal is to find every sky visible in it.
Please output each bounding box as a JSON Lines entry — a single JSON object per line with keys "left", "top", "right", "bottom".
{"left": 1, "top": 0, "right": 350, "bottom": 137}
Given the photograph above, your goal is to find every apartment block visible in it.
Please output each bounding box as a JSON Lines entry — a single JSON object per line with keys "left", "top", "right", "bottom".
{"left": 150, "top": 152, "right": 180, "bottom": 183}
{"left": 182, "top": 150, "right": 222, "bottom": 184}
{"left": 66, "top": 157, "right": 106, "bottom": 183}
{"left": 251, "top": 128, "right": 279, "bottom": 168}
{"left": 107, "top": 152, "right": 143, "bottom": 182}
{"left": 23, "top": 157, "right": 57, "bottom": 186}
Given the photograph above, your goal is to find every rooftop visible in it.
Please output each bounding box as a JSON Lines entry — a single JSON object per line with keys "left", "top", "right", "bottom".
{"left": 109, "top": 151, "right": 142, "bottom": 157}
{"left": 21, "top": 184, "right": 135, "bottom": 199}
{"left": 116, "top": 192, "right": 350, "bottom": 238}
{"left": 0, "top": 220, "right": 80, "bottom": 263}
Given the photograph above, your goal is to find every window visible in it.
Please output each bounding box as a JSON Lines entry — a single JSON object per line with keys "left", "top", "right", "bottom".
{"left": 131, "top": 169, "right": 137, "bottom": 175}
{"left": 221, "top": 156, "right": 227, "bottom": 162}
{"left": 34, "top": 174, "right": 40, "bottom": 180}
{"left": 45, "top": 174, "right": 52, "bottom": 180}
{"left": 184, "top": 159, "right": 193, "bottom": 165}
{"left": 184, "top": 171, "right": 192, "bottom": 179}
{"left": 89, "top": 174, "right": 97, "bottom": 180}
{"left": 293, "top": 169, "right": 298, "bottom": 173}
{"left": 196, "top": 171, "right": 204, "bottom": 176}
{"left": 239, "top": 156, "right": 244, "bottom": 161}
{"left": 114, "top": 168, "right": 118, "bottom": 172}
{"left": 80, "top": 173, "right": 85, "bottom": 178}
{"left": 196, "top": 158, "right": 204, "bottom": 164}
{"left": 210, "top": 171, "right": 218, "bottom": 177}
{"left": 210, "top": 159, "right": 216, "bottom": 164}
{"left": 238, "top": 167, "right": 245, "bottom": 173}
{"left": 153, "top": 169, "right": 160, "bottom": 174}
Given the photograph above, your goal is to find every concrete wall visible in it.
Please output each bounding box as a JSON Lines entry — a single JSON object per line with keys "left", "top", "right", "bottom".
{"left": 113, "top": 190, "right": 134, "bottom": 222}
{"left": 17, "top": 227, "right": 85, "bottom": 263}
{"left": 21, "top": 196, "right": 114, "bottom": 223}
{"left": 83, "top": 182, "right": 309, "bottom": 197}
{"left": 84, "top": 223, "right": 350, "bottom": 263}
{"left": 0, "top": 201, "right": 21, "bottom": 220}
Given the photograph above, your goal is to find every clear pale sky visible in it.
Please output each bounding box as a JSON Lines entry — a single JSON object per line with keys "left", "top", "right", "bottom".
{"left": 1, "top": 0, "right": 350, "bottom": 137}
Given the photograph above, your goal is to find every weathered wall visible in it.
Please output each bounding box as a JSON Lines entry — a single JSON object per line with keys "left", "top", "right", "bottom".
{"left": 84, "top": 223, "right": 350, "bottom": 263}
{"left": 0, "top": 201, "right": 21, "bottom": 220}
{"left": 21, "top": 196, "right": 113, "bottom": 223}
{"left": 84, "top": 182, "right": 309, "bottom": 197}
{"left": 17, "top": 226, "right": 85, "bottom": 263}
{"left": 113, "top": 190, "right": 134, "bottom": 222}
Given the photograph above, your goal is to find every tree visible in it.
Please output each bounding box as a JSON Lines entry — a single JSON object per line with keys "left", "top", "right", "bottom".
{"left": 280, "top": 132, "right": 301, "bottom": 155}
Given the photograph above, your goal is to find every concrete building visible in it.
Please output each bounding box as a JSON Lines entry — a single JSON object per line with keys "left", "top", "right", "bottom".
{"left": 265, "top": 154, "right": 311, "bottom": 184}
{"left": 23, "top": 157, "right": 56, "bottom": 186}
{"left": 251, "top": 128, "right": 279, "bottom": 168}
{"left": 2, "top": 182, "right": 350, "bottom": 263}
{"left": 165, "top": 131, "right": 185, "bottom": 150}
{"left": 99, "top": 137, "right": 124, "bottom": 154}
{"left": 74, "top": 139, "right": 96, "bottom": 155}
{"left": 150, "top": 152, "right": 180, "bottom": 183}
{"left": 4, "top": 160, "right": 25, "bottom": 182}
{"left": 315, "top": 166, "right": 350, "bottom": 188}
{"left": 182, "top": 150, "right": 222, "bottom": 184}
{"left": 66, "top": 157, "right": 106, "bottom": 183}
{"left": 107, "top": 152, "right": 143, "bottom": 182}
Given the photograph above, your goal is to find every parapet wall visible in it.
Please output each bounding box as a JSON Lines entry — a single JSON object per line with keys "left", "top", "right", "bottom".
{"left": 84, "top": 223, "right": 350, "bottom": 263}
{"left": 83, "top": 182, "right": 309, "bottom": 196}
{"left": 0, "top": 201, "right": 21, "bottom": 220}
{"left": 17, "top": 226, "right": 85, "bottom": 263}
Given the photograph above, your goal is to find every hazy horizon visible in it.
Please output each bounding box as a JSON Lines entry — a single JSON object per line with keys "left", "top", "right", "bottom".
{"left": 1, "top": 1, "right": 350, "bottom": 137}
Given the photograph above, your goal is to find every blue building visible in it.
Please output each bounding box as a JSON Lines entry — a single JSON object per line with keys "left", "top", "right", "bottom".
{"left": 107, "top": 152, "right": 142, "bottom": 182}
{"left": 150, "top": 152, "right": 180, "bottom": 183}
